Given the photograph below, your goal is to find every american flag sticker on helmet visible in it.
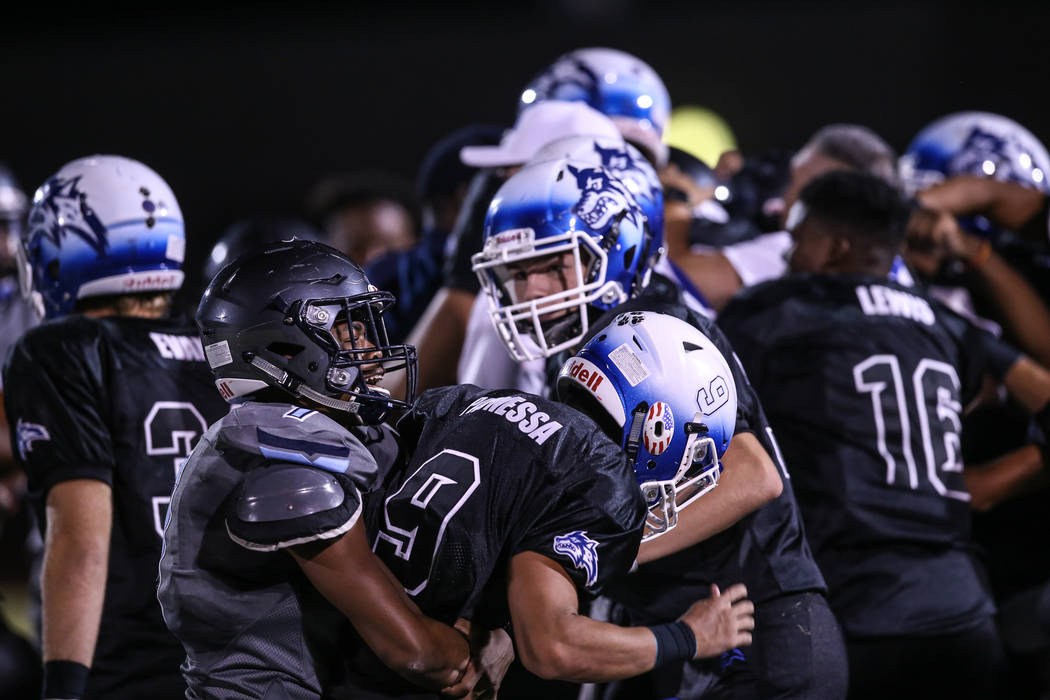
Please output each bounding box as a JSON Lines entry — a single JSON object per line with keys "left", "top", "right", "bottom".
{"left": 643, "top": 401, "right": 674, "bottom": 455}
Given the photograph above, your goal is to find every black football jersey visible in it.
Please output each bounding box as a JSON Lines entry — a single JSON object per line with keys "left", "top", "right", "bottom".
{"left": 370, "top": 384, "right": 645, "bottom": 622}
{"left": 2, "top": 314, "right": 229, "bottom": 699}
{"left": 545, "top": 293, "right": 827, "bottom": 624}
{"left": 330, "top": 385, "right": 645, "bottom": 697}
{"left": 719, "top": 273, "right": 1022, "bottom": 637}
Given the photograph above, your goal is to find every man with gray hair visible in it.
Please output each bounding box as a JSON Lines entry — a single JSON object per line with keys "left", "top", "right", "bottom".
{"left": 667, "top": 124, "right": 908, "bottom": 312}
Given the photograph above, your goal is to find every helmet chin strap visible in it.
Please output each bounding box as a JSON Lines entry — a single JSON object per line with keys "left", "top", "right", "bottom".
{"left": 248, "top": 355, "right": 360, "bottom": 414}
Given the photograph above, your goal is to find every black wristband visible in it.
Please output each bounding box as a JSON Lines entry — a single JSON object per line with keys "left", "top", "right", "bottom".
{"left": 42, "top": 660, "right": 89, "bottom": 700}
{"left": 649, "top": 620, "right": 698, "bottom": 667}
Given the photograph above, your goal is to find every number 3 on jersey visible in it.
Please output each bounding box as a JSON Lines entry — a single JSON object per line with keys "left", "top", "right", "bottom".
{"left": 373, "top": 449, "right": 481, "bottom": 595}
{"left": 146, "top": 401, "right": 209, "bottom": 537}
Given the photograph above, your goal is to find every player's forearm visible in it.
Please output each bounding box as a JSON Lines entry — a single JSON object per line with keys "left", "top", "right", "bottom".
{"left": 964, "top": 444, "right": 1045, "bottom": 511}
{"left": 41, "top": 521, "right": 109, "bottom": 664}
{"left": 968, "top": 248, "right": 1050, "bottom": 368}
{"left": 637, "top": 432, "right": 780, "bottom": 563}
{"left": 919, "top": 177, "right": 1045, "bottom": 231}
{"left": 517, "top": 612, "right": 657, "bottom": 682}
{"left": 41, "top": 480, "right": 112, "bottom": 666}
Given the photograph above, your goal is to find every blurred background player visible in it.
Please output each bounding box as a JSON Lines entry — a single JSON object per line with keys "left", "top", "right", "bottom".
{"left": 0, "top": 162, "right": 41, "bottom": 699}
{"left": 3, "top": 155, "right": 229, "bottom": 700}
{"left": 899, "top": 111, "right": 1050, "bottom": 697}
{"left": 306, "top": 169, "right": 420, "bottom": 268}
{"left": 719, "top": 170, "right": 1050, "bottom": 699}
{"left": 365, "top": 124, "right": 502, "bottom": 343}
{"left": 473, "top": 157, "right": 844, "bottom": 699}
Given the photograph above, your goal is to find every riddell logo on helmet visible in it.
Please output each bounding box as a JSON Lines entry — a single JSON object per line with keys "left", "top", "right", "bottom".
{"left": 123, "top": 273, "right": 179, "bottom": 290}
{"left": 567, "top": 360, "right": 605, "bottom": 393}
{"left": 487, "top": 228, "right": 534, "bottom": 250}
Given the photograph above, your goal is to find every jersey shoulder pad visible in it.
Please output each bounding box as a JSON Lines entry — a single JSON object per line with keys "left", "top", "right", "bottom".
{"left": 218, "top": 401, "right": 381, "bottom": 490}
{"left": 226, "top": 463, "right": 361, "bottom": 552}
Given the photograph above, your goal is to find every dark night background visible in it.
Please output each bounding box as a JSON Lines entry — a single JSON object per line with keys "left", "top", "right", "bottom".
{"left": 2, "top": 0, "right": 1049, "bottom": 296}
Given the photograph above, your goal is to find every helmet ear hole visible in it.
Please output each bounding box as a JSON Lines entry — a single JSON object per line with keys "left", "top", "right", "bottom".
{"left": 623, "top": 244, "right": 636, "bottom": 270}
{"left": 47, "top": 259, "right": 60, "bottom": 282}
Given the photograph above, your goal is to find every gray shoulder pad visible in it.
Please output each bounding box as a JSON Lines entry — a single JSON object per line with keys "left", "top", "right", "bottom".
{"left": 225, "top": 464, "right": 362, "bottom": 552}
{"left": 218, "top": 401, "right": 381, "bottom": 491}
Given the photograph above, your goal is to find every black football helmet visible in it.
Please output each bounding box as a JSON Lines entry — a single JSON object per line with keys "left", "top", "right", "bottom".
{"left": 196, "top": 239, "right": 417, "bottom": 424}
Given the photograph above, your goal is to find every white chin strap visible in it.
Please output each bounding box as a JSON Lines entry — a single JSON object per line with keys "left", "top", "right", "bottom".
{"left": 248, "top": 355, "right": 360, "bottom": 413}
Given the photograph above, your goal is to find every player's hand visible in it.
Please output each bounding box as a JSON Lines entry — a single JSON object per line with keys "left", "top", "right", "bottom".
{"left": 905, "top": 207, "right": 981, "bottom": 276}
{"left": 441, "top": 619, "right": 515, "bottom": 698}
{"left": 679, "top": 583, "right": 754, "bottom": 658}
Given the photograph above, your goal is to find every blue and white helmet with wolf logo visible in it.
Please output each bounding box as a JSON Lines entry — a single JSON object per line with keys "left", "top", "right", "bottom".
{"left": 20, "top": 155, "right": 185, "bottom": 319}
{"left": 519, "top": 48, "right": 671, "bottom": 167}
{"left": 900, "top": 111, "right": 1050, "bottom": 195}
{"left": 530, "top": 134, "right": 665, "bottom": 240}
{"left": 556, "top": 311, "right": 737, "bottom": 540}
{"left": 472, "top": 157, "right": 655, "bottom": 361}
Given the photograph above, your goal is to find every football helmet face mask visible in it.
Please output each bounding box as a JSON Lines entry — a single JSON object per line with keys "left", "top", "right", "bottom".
{"left": 472, "top": 158, "right": 654, "bottom": 361}
{"left": 520, "top": 48, "right": 671, "bottom": 167}
{"left": 20, "top": 155, "right": 185, "bottom": 320}
{"left": 196, "top": 240, "right": 417, "bottom": 425}
{"left": 900, "top": 111, "right": 1050, "bottom": 196}
{"left": 557, "top": 311, "right": 737, "bottom": 540}
{"left": 530, "top": 134, "right": 666, "bottom": 241}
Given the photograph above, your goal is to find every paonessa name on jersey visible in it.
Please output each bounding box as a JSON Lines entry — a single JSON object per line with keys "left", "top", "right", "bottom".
{"left": 855, "top": 284, "right": 935, "bottom": 326}
{"left": 460, "top": 394, "right": 564, "bottom": 445}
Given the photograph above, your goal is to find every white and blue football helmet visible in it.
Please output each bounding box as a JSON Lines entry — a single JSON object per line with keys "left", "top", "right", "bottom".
{"left": 530, "top": 134, "right": 666, "bottom": 240}
{"left": 472, "top": 157, "right": 658, "bottom": 361}
{"left": 556, "top": 311, "right": 737, "bottom": 540}
{"left": 520, "top": 48, "right": 672, "bottom": 167}
{"left": 20, "top": 155, "right": 185, "bottom": 319}
{"left": 900, "top": 111, "right": 1050, "bottom": 196}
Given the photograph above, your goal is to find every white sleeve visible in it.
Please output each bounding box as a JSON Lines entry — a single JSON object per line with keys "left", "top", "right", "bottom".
{"left": 457, "top": 293, "right": 527, "bottom": 390}
{"left": 719, "top": 231, "right": 792, "bottom": 287}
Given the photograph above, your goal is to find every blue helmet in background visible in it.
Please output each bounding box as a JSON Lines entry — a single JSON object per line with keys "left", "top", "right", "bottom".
{"left": 900, "top": 111, "right": 1050, "bottom": 196}
{"left": 21, "top": 155, "right": 185, "bottom": 319}
{"left": 557, "top": 311, "right": 737, "bottom": 540}
{"left": 520, "top": 48, "right": 672, "bottom": 167}
{"left": 472, "top": 157, "right": 656, "bottom": 361}
{"left": 531, "top": 134, "right": 666, "bottom": 242}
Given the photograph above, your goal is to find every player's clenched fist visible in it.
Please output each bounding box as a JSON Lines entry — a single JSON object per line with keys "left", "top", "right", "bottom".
{"left": 680, "top": 583, "right": 754, "bottom": 658}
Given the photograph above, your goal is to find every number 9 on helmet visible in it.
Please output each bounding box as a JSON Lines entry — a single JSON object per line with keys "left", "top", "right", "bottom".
{"left": 556, "top": 311, "right": 737, "bottom": 540}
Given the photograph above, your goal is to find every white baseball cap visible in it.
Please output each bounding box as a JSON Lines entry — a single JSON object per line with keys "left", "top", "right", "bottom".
{"left": 460, "top": 101, "right": 622, "bottom": 168}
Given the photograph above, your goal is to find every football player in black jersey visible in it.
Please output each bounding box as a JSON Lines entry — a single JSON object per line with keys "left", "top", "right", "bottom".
{"left": 472, "top": 155, "right": 846, "bottom": 698}
{"left": 718, "top": 170, "right": 1050, "bottom": 699}
{"left": 162, "top": 239, "right": 753, "bottom": 699}
{"left": 3, "top": 156, "right": 230, "bottom": 700}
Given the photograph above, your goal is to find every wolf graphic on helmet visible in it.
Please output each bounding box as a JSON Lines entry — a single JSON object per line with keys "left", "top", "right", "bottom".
{"left": 568, "top": 164, "right": 640, "bottom": 232}
{"left": 28, "top": 175, "right": 109, "bottom": 255}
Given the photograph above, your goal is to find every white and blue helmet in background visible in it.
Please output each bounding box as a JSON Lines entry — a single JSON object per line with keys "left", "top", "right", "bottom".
{"left": 472, "top": 157, "right": 657, "bottom": 361}
{"left": 900, "top": 111, "right": 1050, "bottom": 196}
{"left": 556, "top": 311, "right": 737, "bottom": 540}
{"left": 520, "top": 48, "right": 672, "bottom": 167}
{"left": 20, "top": 155, "right": 185, "bottom": 319}
{"left": 530, "top": 134, "right": 666, "bottom": 240}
